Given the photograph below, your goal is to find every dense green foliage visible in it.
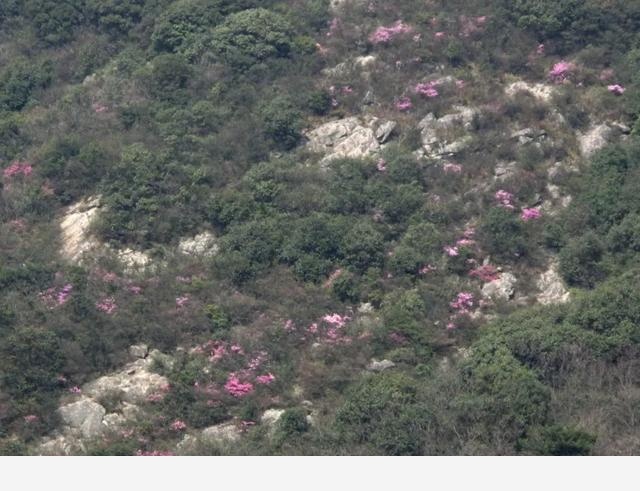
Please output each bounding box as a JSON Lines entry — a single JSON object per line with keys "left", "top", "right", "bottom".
{"left": 1, "top": 0, "right": 640, "bottom": 456}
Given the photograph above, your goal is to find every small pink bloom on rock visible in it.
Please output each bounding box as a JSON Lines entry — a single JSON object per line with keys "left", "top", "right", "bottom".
{"left": 607, "top": 84, "right": 626, "bottom": 95}
{"left": 256, "top": 373, "right": 276, "bottom": 385}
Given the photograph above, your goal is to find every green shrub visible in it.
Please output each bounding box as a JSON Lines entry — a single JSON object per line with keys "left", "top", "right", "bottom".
{"left": 209, "top": 9, "right": 295, "bottom": 71}
{"left": 479, "top": 207, "right": 528, "bottom": 261}
{"left": 559, "top": 232, "right": 605, "bottom": 288}
{"left": 86, "top": 0, "right": 145, "bottom": 35}
{"left": 258, "top": 96, "right": 303, "bottom": 150}
{"left": 0, "top": 59, "right": 53, "bottom": 111}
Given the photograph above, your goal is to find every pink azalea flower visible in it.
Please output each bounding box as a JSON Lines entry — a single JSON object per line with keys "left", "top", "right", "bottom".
{"left": 444, "top": 245, "right": 459, "bottom": 257}
{"left": 376, "top": 158, "right": 387, "bottom": 172}
{"left": 256, "top": 373, "right": 276, "bottom": 385}
{"left": 415, "top": 82, "right": 439, "bottom": 98}
{"left": 450, "top": 292, "right": 475, "bottom": 313}
{"left": 307, "top": 323, "right": 319, "bottom": 334}
{"left": 69, "top": 386, "right": 82, "bottom": 394}
{"left": 283, "top": 319, "right": 296, "bottom": 332}
{"left": 322, "top": 313, "right": 349, "bottom": 328}
{"left": 469, "top": 264, "right": 500, "bottom": 282}
{"left": 434, "top": 31, "right": 446, "bottom": 39}
{"left": 96, "top": 297, "right": 117, "bottom": 314}
{"left": 521, "top": 207, "right": 542, "bottom": 221}
{"left": 127, "top": 285, "right": 143, "bottom": 295}
{"left": 443, "top": 162, "right": 463, "bottom": 174}
{"left": 607, "top": 84, "right": 626, "bottom": 95}
{"left": 455, "top": 79, "right": 465, "bottom": 89}
{"left": 549, "top": 61, "right": 574, "bottom": 84}
{"left": 3, "top": 161, "right": 33, "bottom": 180}
{"left": 369, "top": 21, "right": 412, "bottom": 44}
{"left": 224, "top": 374, "right": 254, "bottom": 397}
{"left": 495, "top": 189, "right": 515, "bottom": 209}
{"left": 170, "top": 420, "right": 187, "bottom": 431}
{"left": 23, "top": 414, "right": 39, "bottom": 424}
{"left": 175, "top": 295, "right": 189, "bottom": 308}
{"left": 395, "top": 96, "right": 413, "bottom": 111}
{"left": 419, "top": 264, "right": 436, "bottom": 275}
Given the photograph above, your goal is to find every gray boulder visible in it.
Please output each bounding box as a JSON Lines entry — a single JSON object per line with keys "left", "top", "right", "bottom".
{"left": 58, "top": 398, "right": 106, "bottom": 438}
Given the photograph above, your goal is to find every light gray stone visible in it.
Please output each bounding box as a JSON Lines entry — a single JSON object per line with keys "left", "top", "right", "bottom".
{"left": 366, "top": 359, "right": 396, "bottom": 372}
{"left": 261, "top": 409, "right": 286, "bottom": 426}
{"left": 481, "top": 273, "right": 517, "bottom": 301}
{"left": 537, "top": 261, "right": 570, "bottom": 305}
{"left": 58, "top": 398, "right": 106, "bottom": 438}
{"left": 201, "top": 422, "right": 241, "bottom": 444}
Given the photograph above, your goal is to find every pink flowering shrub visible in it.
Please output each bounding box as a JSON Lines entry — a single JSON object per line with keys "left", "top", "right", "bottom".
{"left": 3, "top": 161, "right": 33, "bottom": 180}
{"left": 607, "top": 84, "right": 626, "bottom": 95}
{"left": 495, "top": 190, "right": 515, "bottom": 209}
{"left": 444, "top": 245, "right": 459, "bottom": 257}
{"left": 450, "top": 292, "right": 475, "bottom": 314}
{"left": 469, "top": 264, "right": 500, "bottom": 282}
{"left": 69, "top": 386, "right": 82, "bottom": 394}
{"left": 376, "top": 158, "right": 387, "bottom": 172}
{"left": 549, "top": 61, "right": 574, "bottom": 83}
{"left": 414, "top": 82, "right": 439, "bottom": 98}
{"left": 224, "top": 374, "right": 254, "bottom": 397}
{"left": 96, "top": 297, "right": 117, "bottom": 314}
{"left": 170, "top": 419, "right": 187, "bottom": 431}
{"left": 521, "top": 207, "right": 542, "bottom": 221}
{"left": 23, "top": 414, "right": 39, "bottom": 424}
{"left": 369, "top": 21, "right": 412, "bottom": 44}
{"left": 394, "top": 96, "right": 413, "bottom": 111}
{"left": 175, "top": 295, "right": 189, "bottom": 308}
{"left": 39, "top": 284, "right": 73, "bottom": 308}
{"left": 256, "top": 373, "right": 276, "bottom": 385}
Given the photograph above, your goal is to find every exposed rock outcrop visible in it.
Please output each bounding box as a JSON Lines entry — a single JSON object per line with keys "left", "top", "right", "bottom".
{"left": 57, "top": 398, "right": 107, "bottom": 439}
{"left": 537, "top": 261, "right": 571, "bottom": 305}
{"left": 481, "top": 273, "right": 517, "bottom": 301}
{"left": 177, "top": 231, "right": 219, "bottom": 257}
{"left": 366, "top": 359, "right": 396, "bottom": 372}
{"left": 505, "top": 81, "right": 555, "bottom": 102}
{"left": 578, "top": 122, "right": 630, "bottom": 158}
{"left": 417, "top": 105, "right": 478, "bottom": 159}
{"left": 305, "top": 116, "right": 396, "bottom": 164}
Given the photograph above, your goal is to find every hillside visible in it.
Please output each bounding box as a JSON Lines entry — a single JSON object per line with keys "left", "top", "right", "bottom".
{"left": 1, "top": 0, "right": 640, "bottom": 456}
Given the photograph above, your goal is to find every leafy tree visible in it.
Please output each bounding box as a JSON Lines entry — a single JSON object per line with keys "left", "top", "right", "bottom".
{"left": 479, "top": 207, "right": 528, "bottom": 261}
{"left": 559, "top": 232, "right": 605, "bottom": 288}
{"left": 341, "top": 221, "right": 385, "bottom": 273}
{"left": 259, "top": 96, "right": 303, "bottom": 150}
{"left": 335, "top": 373, "right": 427, "bottom": 455}
{"left": 0, "top": 59, "right": 52, "bottom": 111}
{"left": 26, "top": 0, "right": 85, "bottom": 45}
{"left": 151, "top": 0, "right": 222, "bottom": 58}
{"left": 86, "top": 0, "right": 146, "bottom": 35}
{"left": 209, "top": 8, "right": 295, "bottom": 71}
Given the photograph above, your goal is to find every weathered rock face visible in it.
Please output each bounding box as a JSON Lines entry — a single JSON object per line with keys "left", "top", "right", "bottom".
{"left": 59, "top": 196, "right": 101, "bottom": 262}
{"left": 366, "top": 359, "right": 396, "bottom": 372}
{"left": 177, "top": 231, "right": 219, "bottom": 257}
{"left": 578, "top": 122, "right": 630, "bottom": 158}
{"left": 505, "top": 81, "right": 555, "bottom": 102}
{"left": 322, "top": 55, "right": 378, "bottom": 78}
{"left": 494, "top": 161, "right": 518, "bottom": 181}
{"left": 481, "top": 273, "right": 517, "bottom": 301}
{"left": 261, "top": 409, "right": 286, "bottom": 426}
{"left": 417, "top": 106, "right": 478, "bottom": 159}
{"left": 57, "top": 398, "right": 106, "bottom": 439}
{"left": 201, "top": 422, "right": 242, "bottom": 444}
{"left": 305, "top": 116, "right": 396, "bottom": 164}
{"left": 537, "top": 261, "right": 571, "bottom": 305}
{"left": 84, "top": 355, "right": 170, "bottom": 405}
{"left": 59, "top": 196, "right": 153, "bottom": 271}
{"left": 37, "top": 348, "right": 173, "bottom": 455}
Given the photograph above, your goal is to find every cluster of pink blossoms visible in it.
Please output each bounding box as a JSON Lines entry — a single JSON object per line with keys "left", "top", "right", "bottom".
{"left": 256, "top": 373, "right": 276, "bottom": 385}
{"left": 39, "top": 284, "right": 73, "bottom": 308}
{"left": 450, "top": 292, "right": 475, "bottom": 314}
{"left": 376, "top": 158, "right": 387, "bottom": 172}
{"left": 170, "top": 420, "right": 187, "bottom": 431}
{"left": 521, "top": 207, "right": 542, "bottom": 221}
{"left": 443, "top": 161, "right": 463, "bottom": 174}
{"left": 3, "top": 161, "right": 33, "bottom": 180}
{"left": 469, "top": 264, "right": 500, "bottom": 282}
{"left": 96, "top": 297, "right": 117, "bottom": 315}
{"left": 175, "top": 295, "right": 190, "bottom": 308}
{"left": 607, "top": 84, "right": 626, "bottom": 95}
{"left": 69, "top": 386, "right": 82, "bottom": 394}
{"left": 369, "top": 21, "right": 412, "bottom": 44}
{"left": 495, "top": 189, "right": 515, "bottom": 209}
{"left": 23, "top": 414, "right": 39, "bottom": 424}
{"left": 224, "top": 374, "right": 254, "bottom": 397}
{"left": 459, "top": 15, "right": 488, "bottom": 37}
{"left": 395, "top": 96, "right": 413, "bottom": 111}
{"left": 549, "top": 61, "right": 574, "bottom": 84}
{"left": 414, "top": 81, "right": 439, "bottom": 98}
{"left": 444, "top": 245, "right": 459, "bottom": 257}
